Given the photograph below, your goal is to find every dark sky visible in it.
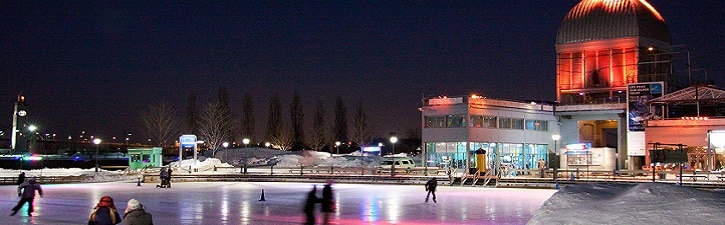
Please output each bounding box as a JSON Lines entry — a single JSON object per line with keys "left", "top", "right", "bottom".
{"left": 1, "top": 1, "right": 723, "bottom": 143}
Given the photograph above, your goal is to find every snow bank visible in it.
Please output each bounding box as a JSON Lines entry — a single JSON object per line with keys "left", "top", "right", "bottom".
{"left": 527, "top": 182, "right": 725, "bottom": 224}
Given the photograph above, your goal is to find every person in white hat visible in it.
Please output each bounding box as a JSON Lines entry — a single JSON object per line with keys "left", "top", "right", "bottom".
{"left": 123, "top": 199, "right": 153, "bottom": 225}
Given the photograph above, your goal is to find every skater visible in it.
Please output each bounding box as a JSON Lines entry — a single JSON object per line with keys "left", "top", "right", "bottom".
{"left": 88, "top": 196, "right": 122, "bottom": 225}
{"left": 320, "top": 180, "right": 335, "bottom": 225}
{"left": 123, "top": 198, "right": 154, "bottom": 225}
{"left": 425, "top": 177, "right": 437, "bottom": 203}
{"left": 165, "top": 167, "right": 173, "bottom": 188}
{"left": 538, "top": 159, "right": 546, "bottom": 178}
{"left": 303, "top": 185, "right": 318, "bottom": 225}
{"left": 11, "top": 177, "right": 42, "bottom": 216}
{"left": 16, "top": 172, "right": 26, "bottom": 185}
{"left": 156, "top": 168, "right": 168, "bottom": 188}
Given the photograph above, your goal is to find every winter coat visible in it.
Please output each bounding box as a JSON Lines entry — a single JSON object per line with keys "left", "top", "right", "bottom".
{"left": 89, "top": 207, "right": 122, "bottom": 225}
{"left": 159, "top": 169, "right": 168, "bottom": 179}
{"left": 123, "top": 209, "right": 154, "bottom": 225}
{"left": 425, "top": 179, "right": 437, "bottom": 192}
{"left": 321, "top": 184, "right": 334, "bottom": 213}
{"left": 18, "top": 180, "right": 42, "bottom": 199}
{"left": 303, "top": 189, "right": 318, "bottom": 213}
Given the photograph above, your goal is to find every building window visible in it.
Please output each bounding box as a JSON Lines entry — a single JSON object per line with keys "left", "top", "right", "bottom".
{"left": 471, "top": 115, "right": 497, "bottom": 128}
{"left": 525, "top": 120, "right": 549, "bottom": 131}
{"left": 499, "top": 117, "right": 524, "bottom": 130}
{"left": 424, "top": 116, "right": 445, "bottom": 128}
{"left": 446, "top": 115, "right": 467, "bottom": 128}
{"left": 484, "top": 116, "right": 497, "bottom": 128}
{"left": 471, "top": 115, "right": 483, "bottom": 128}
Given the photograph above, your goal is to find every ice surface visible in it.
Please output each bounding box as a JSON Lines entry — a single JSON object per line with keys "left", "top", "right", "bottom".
{"left": 2, "top": 182, "right": 555, "bottom": 225}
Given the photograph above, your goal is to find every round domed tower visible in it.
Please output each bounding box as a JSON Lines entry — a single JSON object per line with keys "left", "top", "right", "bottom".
{"left": 555, "top": 0, "right": 673, "bottom": 105}
{"left": 557, "top": 0, "right": 671, "bottom": 45}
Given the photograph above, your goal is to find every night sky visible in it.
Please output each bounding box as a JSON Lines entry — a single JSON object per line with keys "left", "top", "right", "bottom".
{"left": 1, "top": 1, "right": 723, "bottom": 143}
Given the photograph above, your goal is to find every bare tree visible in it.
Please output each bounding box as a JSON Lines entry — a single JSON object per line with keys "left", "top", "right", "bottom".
{"left": 198, "top": 101, "right": 234, "bottom": 157}
{"left": 185, "top": 93, "right": 199, "bottom": 135}
{"left": 266, "top": 92, "right": 282, "bottom": 141}
{"left": 241, "top": 92, "right": 255, "bottom": 141}
{"left": 333, "top": 96, "right": 348, "bottom": 142}
{"left": 271, "top": 121, "right": 294, "bottom": 151}
{"left": 351, "top": 102, "right": 371, "bottom": 146}
{"left": 290, "top": 91, "right": 305, "bottom": 150}
{"left": 308, "top": 99, "right": 327, "bottom": 151}
{"left": 139, "top": 102, "right": 180, "bottom": 147}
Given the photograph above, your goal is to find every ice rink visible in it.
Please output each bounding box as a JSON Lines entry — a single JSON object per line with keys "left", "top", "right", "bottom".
{"left": 1, "top": 181, "right": 556, "bottom": 225}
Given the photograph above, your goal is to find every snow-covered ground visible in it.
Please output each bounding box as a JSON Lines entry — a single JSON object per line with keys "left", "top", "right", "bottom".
{"left": 528, "top": 182, "right": 725, "bottom": 224}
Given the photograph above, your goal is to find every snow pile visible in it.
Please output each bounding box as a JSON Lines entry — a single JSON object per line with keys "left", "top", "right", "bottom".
{"left": 527, "top": 182, "right": 725, "bottom": 224}
{"left": 169, "top": 157, "right": 234, "bottom": 170}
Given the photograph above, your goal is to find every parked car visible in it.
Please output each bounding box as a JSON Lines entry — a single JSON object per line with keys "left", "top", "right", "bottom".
{"left": 377, "top": 157, "right": 415, "bottom": 173}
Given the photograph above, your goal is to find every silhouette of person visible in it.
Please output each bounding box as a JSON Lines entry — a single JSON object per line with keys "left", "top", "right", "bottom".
{"left": 11, "top": 177, "right": 42, "bottom": 216}
{"left": 16, "top": 172, "right": 26, "bottom": 185}
{"left": 303, "top": 185, "right": 318, "bottom": 225}
{"left": 321, "top": 180, "right": 335, "bottom": 224}
{"left": 425, "top": 177, "right": 437, "bottom": 203}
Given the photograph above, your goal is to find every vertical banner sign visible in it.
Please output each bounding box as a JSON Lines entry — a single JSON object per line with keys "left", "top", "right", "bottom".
{"left": 179, "top": 135, "right": 197, "bottom": 162}
{"left": 627, "top": 82, "right": 664, "bottom": 131}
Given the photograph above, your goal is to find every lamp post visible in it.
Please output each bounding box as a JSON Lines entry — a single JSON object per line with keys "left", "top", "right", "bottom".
{"left": 28, "top": 125, "right": 37, "bottom": 152}
{"left": 265, "top": 142, "right": 271, "bottom": 148}
{"left": 243, "top": 138, "right": 250, "bottom": 148}
{"left": 335, "top": 141, "right": 341, "bottom": 155}
{"left": 222, "top": 142, "right": 229, "bottom": 162}
{"left": 93, "top": 138, "right": 102, "bottom": 172}
{"left": 390, "top": 136, "right": 398, "bottom": 177}
{"left": 551, "top": 134, "right": 560, "bottom": 180}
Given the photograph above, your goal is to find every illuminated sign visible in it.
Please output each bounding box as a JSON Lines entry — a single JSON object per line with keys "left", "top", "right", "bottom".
{"left": 565, "top": 143, "right": 591, "bottom": 150}
{"left": 17, "top": 110, "right": 27, "bottom": 117}
{"left": 180, "top": 135, "right": 197, "bottom": 149}
{"left": 362, "top": 146, "right": 381, "bottom": 152}
{"left": 627, "top": 82, "right": 664, "bottom": 131}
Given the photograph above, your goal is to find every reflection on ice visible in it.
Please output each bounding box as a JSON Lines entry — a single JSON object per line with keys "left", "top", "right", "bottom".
{"left": 1, "top": 182, "right": 556, "bottom": 225}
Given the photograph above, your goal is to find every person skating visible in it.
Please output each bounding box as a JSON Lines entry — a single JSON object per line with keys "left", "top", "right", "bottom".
{"left": 156, "top": 168, "right": 167, "bottom": 188}
{"left": 164, "top": 167, "right": 172, "bottom": 188}
{"left": 537, "top": 159, "right": 547, "bottom": 178}
{"left": 320, "top": 180, "right": 335, "bottom": 225}
{"left": 123, "top": 198, "right": 154, "bottom": 225}
{"left": 303, "top": 185, "right": 318, "bottom": 225}
{"left": 88, "top": 196, "right": 122, "bottom": 225}
{"left": 11, "top": 177, "right": 42, "bottom": 216}
{"left": 425, "top": 177, "right": 437, "bottom": 203}
{"left": 16, "top": 172, "right": 26, "bottom": 186}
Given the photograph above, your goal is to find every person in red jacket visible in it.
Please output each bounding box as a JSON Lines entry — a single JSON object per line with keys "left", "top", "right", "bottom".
{"left": 88, "top": 196, "right": 122, "bottom": 225}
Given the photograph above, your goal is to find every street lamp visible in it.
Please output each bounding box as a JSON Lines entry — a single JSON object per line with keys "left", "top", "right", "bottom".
{"left": 222, "top": 142, "right": 229, "bottom": 162}
{"left": 551, "top": 134, "right": 560, "bottom": 180}
{"left": 28, "top": 125, "right": 37, "bottom": 152}
{"left": 390, "top": 136, "right": 398, "bottom": 177}
{"left": 243, "top": 138, "right": 250, "bottom": 148}
{"left": 335, "top": 141, "right": 341, "bottom": 155}
{"left": 265, "top": 142, "right": 271, "bottom": 148}
{"left": 93, "top": 138, "right": 102, "bottom": 172}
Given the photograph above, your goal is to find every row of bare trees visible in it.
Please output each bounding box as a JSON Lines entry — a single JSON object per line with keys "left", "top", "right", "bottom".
{"left": 138, "top": 87, "right": 373, "bottom": 156}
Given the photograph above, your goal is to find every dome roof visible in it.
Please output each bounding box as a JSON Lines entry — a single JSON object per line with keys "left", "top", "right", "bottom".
{"left": 556, "top": 0, "right": 671, "bottom": 44}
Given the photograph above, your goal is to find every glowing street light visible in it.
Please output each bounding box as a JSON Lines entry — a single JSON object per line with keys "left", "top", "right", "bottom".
{"left": 551, "top": 134, "right": 561, "bottom": 180}
{"left": 93, "top": 138, "right": 102, "bottom": 173}
{"left": 265, "top": 142, "right": 271, "bottom": 148}
{"left": 390, "top": 136, "right": 398, "bottom": 177}
{"left": 243, "top": 138, "right": 250, "bottom": 148}
{"left": 335, "top": 141, "right": 341, "bottom": 155}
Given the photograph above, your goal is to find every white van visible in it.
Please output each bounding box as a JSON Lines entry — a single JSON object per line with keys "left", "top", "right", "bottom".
{"left": 378, "top": 157, "right": 415, "bottom": 173}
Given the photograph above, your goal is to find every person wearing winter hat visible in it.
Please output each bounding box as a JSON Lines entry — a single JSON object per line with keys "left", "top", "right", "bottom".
{"left": 123, "top": 198, "right": 154, "bottom": 225}
{"left": 88, "top": 196, "right": 122, "bottom": 225}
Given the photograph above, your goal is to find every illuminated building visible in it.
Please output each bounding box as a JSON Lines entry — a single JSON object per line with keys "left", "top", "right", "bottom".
{"left": 421, "top": 0, "right": 725, "bottom": 175}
